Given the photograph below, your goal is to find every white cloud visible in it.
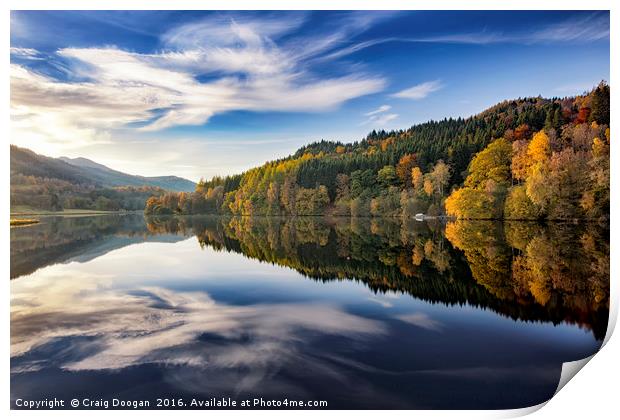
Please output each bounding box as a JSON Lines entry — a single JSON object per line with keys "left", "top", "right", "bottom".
{"left": 528, "top": 13, "right": 609, "bottom": 43}
{"left": 396, "top": 312, "right": 444, "bottom": 332}
{"left": 12, "top": 278, "right": 385, "bottom": 373}
{"left": 10, "top": 15, "right": 387, "bottom": 153}
{"left": 316, "top": 13, "right": 609, "bottom": 61}
{"left": 392, "top": 80, "right": 443, "bottom": 100}
{"left": 372, "top": 113, "right": 399, "bottom": 126}
{"left": 161, "top": 13, "right": 305, "bottom": 51}
{"left": 364, "top": 104, "right": 391, "bottom": 116}
{"left": 362, "top": 104, "right": 398, "bottom": 127}
{"left": 10, "top": 47, "right": 43, "bottom": 60}
{"left": 406, "top": 13, "right": 609, "bottom": 45}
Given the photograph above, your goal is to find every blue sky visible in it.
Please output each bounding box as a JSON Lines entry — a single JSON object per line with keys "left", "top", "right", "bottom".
{"left": 10, "top": 11, "right": 610, "bottom": 181}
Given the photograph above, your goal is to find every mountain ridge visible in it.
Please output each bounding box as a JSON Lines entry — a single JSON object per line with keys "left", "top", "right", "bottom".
{"left": 11, "top": 145, "right": 196, "bottom": 192}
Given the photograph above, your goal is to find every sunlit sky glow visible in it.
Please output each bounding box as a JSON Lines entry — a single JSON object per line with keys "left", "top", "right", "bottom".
{"left": 10, "top": 10, "right": 609, "bottom": 181}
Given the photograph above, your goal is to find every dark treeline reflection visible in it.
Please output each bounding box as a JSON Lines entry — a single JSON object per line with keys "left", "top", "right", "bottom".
{"left": 10, "top": 214, "right": 179, "bottom": 279}
{"left": 146, "top": 216, "right": 609, "bottom": 340}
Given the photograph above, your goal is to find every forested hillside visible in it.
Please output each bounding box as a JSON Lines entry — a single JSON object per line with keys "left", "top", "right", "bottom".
{"left": 145, "top": 83, "right": 609, "bottom": 221}
{"left": 10, "top": 146, "right": 195, "bottom": 212}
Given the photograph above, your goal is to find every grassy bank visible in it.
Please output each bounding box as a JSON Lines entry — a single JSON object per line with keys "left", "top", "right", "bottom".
{"left": 10, "top": 206, "right": 140, "bottom": 217}
{"left": 10, "top": 218, "right": 40, "bottom": 226}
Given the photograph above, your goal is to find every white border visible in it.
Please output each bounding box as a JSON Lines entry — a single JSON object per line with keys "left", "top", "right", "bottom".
{"left": 2, "top": 1, "right": 617, "bottom": 419}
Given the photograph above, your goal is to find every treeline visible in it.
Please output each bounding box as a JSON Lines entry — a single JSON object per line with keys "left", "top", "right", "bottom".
{"left": 145, "top": 83, "right": 610, "bottom": 220}
{"left": 11, "top": 174, "right": 166, "bottom": 212}
{"left": 445, "top": 121, "right": 610, "bottom": 220}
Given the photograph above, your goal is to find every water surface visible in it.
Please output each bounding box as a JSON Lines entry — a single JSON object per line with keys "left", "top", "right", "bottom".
{"left": 10, "top": 215, "right": 609, "bottom": 409}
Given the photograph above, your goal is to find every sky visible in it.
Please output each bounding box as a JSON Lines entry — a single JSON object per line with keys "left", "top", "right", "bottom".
{"left": 10, "top": 10, "right": 610, "bottom": 182}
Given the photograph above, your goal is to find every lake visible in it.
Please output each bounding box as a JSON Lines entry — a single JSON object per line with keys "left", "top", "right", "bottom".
{"left": 10, "top": 214, "right": 609, "bottom": 409}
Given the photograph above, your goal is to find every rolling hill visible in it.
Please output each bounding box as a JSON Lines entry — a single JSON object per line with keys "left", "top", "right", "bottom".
{"left": 11, "top": 145, "right": 195, "bottom": 192}
{"left": 10, "top": 145, "right": 196, "bottom": 212}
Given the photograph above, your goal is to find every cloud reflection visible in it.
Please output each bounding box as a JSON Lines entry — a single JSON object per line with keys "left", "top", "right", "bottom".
{"left": 11, "top": 275, "right": 385, "bottom": 390}
{"left": 396, "top": 312, "right": 444, "bottom": 332}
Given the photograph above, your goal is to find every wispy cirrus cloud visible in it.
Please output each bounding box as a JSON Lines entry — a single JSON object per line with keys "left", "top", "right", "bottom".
{"left": 10, "top": 47, "right": 43, "bottom": 60}
{"left": 10, "top": 12, "right": 389, "bottom": 151}
{"left": 362, "top": 104, "right": 398, "bottom": 127}
{"left": 364, "top": 104, "right": 392, "bottom": 116}
{"left": 316, "top": 11, "right": 610, "bottom": 62}
{"left": 526, "top": 12, "right": 609, "bottom": 43}
{"left": 392, "top": 80, "right": 443, "bottom": 100}
{"left": 409, "top": 12, "right": 609, "bottom": 45}
{"left": 317, "top": 12, "right": 609, "bottom": 60}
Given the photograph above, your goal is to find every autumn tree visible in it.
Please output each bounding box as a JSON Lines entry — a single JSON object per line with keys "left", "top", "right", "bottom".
{"left": 511, "top": 140, "right": 531, "bottom": 183}
{"left": 527, "top": 130, "right": 551, "bottom": 164}
{"left": 464, "top": 138, "right": 512, "bottom": 189}
{"left": 446, "top": 138, "right": 511, "bottom": 219}
{"left": 395, "top": 153, "right": 417, "bottom": 186}
{"left": 445, "top": 187, "right": 496, "bottom": 219}
{"left": 411, "top": 167, "right": 424, "bottom": 191}
{"left": 581, "top": 136, "right": 610, "bottom": 218}
{"left": 504, "top": 185, "right": 541, "bottom": 220}
{"left": 423, "top": 176, "right": 434, "bottom": 197}
{"left": 429, "top": 160, "right": 451, "bottom": 197}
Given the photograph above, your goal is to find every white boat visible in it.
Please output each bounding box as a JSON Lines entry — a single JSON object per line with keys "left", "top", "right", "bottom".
{"left": 415, "top": 213, "right": 425, "bottom": 221}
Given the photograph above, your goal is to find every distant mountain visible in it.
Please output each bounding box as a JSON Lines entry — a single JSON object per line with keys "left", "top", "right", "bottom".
{"left": 11, "top": 145, "right": 195, "bottom": 192}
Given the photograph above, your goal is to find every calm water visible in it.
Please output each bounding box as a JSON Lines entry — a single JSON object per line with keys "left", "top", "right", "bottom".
{"left": 10, "top": 214, "right": 609, "bottom": 409}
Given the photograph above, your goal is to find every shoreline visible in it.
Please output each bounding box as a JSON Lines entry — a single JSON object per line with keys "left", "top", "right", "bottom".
{"left": 10, "top": 209, "right": 142, "bottom": 217}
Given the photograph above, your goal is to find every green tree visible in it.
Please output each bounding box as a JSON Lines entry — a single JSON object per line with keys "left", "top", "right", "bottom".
{"left": 589, "top": 81, "right": 610, "bottom": 125}
{"left": 504, "top": 185, "right": 541, "bottom": 220}
{"left": 377, "top": 165, "right": 398, "bottom": 188}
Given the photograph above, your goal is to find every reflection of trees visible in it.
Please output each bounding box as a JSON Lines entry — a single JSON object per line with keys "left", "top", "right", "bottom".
{"left": 446, "top": 220, "right": 609, "bottom": 338}
{"left": 146, "top": 216, "right": 609, "bottom": 339}
{"left": 12, "top": 214, "right": 609, "bottom": 339}
{"left": 445, "top": 221, "right": 514, "bottom": 300}
{"left": 11, "top": 214, "right": 152, "bottom": 279}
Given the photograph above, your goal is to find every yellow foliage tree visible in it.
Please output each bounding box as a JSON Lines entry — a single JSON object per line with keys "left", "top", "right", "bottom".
{"left": 444, "top": 187, "right": 495, "bottom": 219}
{"left": 464, "top": 138, "right": 512, "bottom": 189}
{"left": 445, "top": 138, "right": 511, "bottom": 219}
{"left": 527, "top": 130, "right": 551, "bottom": 164}
{"left": 510, "top": 140, "right": 531, "bottom": 182}
{"left": 423, "top": 177, "right": 434, "bottom": 196}
{"left": 504, "top": 185, "right": 541, "bottom": 220}
{"left": 411, "top": 167, "right": 424, "bottom": 191}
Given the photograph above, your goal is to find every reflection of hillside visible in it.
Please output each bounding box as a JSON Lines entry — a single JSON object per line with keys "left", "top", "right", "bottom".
{"left": 445, "top": 220, "right": 609, "bottom": 339}
{"left": 146, "top": 216, "right": 610, "bottom": 340}
{"left": 10, "top": 215, "right": 184, "bottom": 279}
